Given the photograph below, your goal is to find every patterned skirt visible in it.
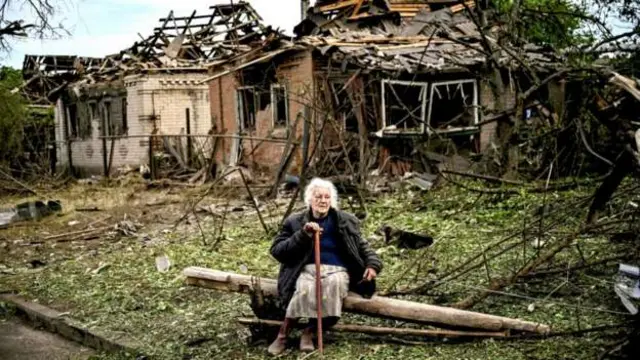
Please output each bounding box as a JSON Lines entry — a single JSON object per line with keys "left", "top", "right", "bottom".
{"left": 285, "top": 264, "right": 350, "bottom": 319}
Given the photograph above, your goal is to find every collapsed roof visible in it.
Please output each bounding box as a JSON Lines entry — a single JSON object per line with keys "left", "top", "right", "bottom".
{"left": 20, "top": 1, "right": 280, "bottom": 100}
{"left": 19, "top": 55, "right": 103, "bottom": 104}
{"left": 21, "top": 1, "right": 560, "bottom": 103}
{"left": 113, "top": 2, "right": 277, "bottom": 69}
{"left": 295, "top": 0, "right": 558, "bottom": 73}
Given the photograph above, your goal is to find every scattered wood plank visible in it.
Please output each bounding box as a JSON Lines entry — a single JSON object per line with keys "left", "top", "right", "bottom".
{"left": 75, "top": 206, "right": 102, "bottom": 212}
{"left": 237, "top": 317, "right": 510, "bottom": 338}
{"left": 163, "top": 136, "right": 189, "bottom": 170}
{"left": 183, "top": 267, "right": 550, "bottom": 334}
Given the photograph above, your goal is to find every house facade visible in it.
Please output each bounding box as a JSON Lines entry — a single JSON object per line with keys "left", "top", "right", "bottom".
{"left": 44, "top": 1, "right": 559, "bottom": 178}
{"left": 202, "top": 0, "right": 546, "bottom": 177}
{"left": 54, "top": 73, "right": 211, "bottom": 175}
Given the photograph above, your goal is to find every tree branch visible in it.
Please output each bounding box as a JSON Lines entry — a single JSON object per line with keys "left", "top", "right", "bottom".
{"left": 587, "top": 28, "right": 640, "bottom": 52}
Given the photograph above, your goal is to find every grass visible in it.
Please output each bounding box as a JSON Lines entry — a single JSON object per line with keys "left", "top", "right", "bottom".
{"left": 0, "top": 177, "right": 637, "bottom": 359}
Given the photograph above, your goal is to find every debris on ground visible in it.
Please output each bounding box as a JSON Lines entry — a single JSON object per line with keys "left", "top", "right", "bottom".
{"left": 114, "top": 220, "right": 141, "bottom": 237}
{"left": 0, "top": 200, "right": 62, "bottom": 229}
{"left": 402, "top": 172, "right": 438, "bottom": 191}
{"left": 155, "top": 255, "right": 171, "bottom": 272}
{"left": 615, "top": 263, "right": 640, "bottom": 315}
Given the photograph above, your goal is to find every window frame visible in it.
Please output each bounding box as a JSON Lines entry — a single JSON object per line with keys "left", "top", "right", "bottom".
{"left": 426, "top": 79, "right": 479, "bottom": 135}
{"left": 270, "top": 84, "right": 289, "bottom": 129}
{"left": 236, "top": 86, "right": 257, "bottom": 132}
{"left": 380, "top": 79, "right": 429, "bottom": 134}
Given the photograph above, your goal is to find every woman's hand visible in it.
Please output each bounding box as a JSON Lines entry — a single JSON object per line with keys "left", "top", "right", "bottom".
{"left": 303, "top": 222, "right": 322, "bottom": 236}
{"left": 362, "top": 267, "right": 377, "bottom": 282}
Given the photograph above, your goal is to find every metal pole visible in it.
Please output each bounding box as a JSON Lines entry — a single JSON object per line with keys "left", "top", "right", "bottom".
{"left": 314, "top": 230, "right": 324, "bottom": 355}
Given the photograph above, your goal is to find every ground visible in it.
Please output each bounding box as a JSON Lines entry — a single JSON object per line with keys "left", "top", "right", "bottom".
{"left": 0, "top": 174, "right": 636, "bottom": 359}
{"left": 0, "top": 316, "right": 94, "bottom": 360}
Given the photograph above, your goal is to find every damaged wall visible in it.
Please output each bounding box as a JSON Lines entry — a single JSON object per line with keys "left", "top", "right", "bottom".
{"left": 313, "top": 63, "right": 502, "bottom": 175}
{"left": 209, "top": 49, "right": 315, "bottom": 175}
{"left": 55, "top": 72, "right": 212, "bottom": 174}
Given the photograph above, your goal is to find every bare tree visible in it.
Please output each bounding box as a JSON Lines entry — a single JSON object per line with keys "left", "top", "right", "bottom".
{"left": 0, "top": 0, "right": 64, "bottom": 52}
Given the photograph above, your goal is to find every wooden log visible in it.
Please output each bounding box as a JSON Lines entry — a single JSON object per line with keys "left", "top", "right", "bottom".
{"left": 237, "top": 317, "right": 510, "bottom": 338}
{"left": 183, "top": 267, "right": 550, "bottom": 334}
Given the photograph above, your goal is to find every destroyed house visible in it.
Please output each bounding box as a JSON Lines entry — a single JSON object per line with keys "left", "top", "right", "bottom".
{"left": 47, "top": 2, "right": 277, "bottom": 176}
{"left": 43, "top": 0, "right": 560, "bottom": 179}
{"left": 204, "top": 0, "right": 561, "bottom": 177}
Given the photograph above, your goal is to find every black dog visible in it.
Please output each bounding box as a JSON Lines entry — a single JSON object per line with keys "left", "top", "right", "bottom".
{"left": 379, "top": 225, "right": 434, "bottom": 249}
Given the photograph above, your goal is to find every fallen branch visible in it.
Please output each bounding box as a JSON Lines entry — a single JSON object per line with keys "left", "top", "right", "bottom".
{"left": 451, "top": 223, "right": 600, "bottom": 309}
{"left": 439, "top": 168, "right": 608, "bottom": 194}
{"left": 520, "top": 254, "right": 632, "bottom": 278}
{"left": 0, "top": 168, "right": 38, "bottom": 196}
{"left": 172, "top": 167, "right": 239, "bottom": 229}
{"left": 237, "top": 317, "right": 510, "bottom": 338}
{"left": 392, "top": 195, "right": 593, "bottom": 297}
{"left": 441, "top": 170, "right": 525, "bottom": 186}
{"left": 238, "top": 169, "right": 270, "bottom": 236}
{"left": 44, "top": 226, "right": 111, "bottom": 241}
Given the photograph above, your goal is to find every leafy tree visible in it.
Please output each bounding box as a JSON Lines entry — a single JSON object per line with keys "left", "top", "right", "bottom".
{"left": 492, "top": 0, "right": 589, "bottom": 49}
{"left": 0, "top": 66, "right": 26, "bottom": 165}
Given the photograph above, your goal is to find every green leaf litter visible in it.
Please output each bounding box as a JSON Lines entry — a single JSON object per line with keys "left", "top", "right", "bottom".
{"left": 0, "top": 179, "right": 635, "bottom": 359}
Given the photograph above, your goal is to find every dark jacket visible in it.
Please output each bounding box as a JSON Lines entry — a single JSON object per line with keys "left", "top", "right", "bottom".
{"left": 270, "top": 208, "right": 383, "bottom": 310}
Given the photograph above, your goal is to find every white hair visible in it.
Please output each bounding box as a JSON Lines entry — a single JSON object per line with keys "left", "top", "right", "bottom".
{"left": 304, "top": 177, "right": 339, "bottom": 209}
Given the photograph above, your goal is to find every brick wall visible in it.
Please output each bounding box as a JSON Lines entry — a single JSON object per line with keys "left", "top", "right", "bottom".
{"left": 209, "top": 49, "right": 315, "bottom": 174}
{"left": 55, "top": 72, "right": 212, "bottom": 175}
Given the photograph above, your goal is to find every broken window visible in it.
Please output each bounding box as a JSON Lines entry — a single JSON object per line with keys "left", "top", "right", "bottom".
{"left": 331, "top": 82, "right": 359, "bottom": 132}
{"left": 102, "top": 101, "right": 112, "bottom": 136}
{"left": 236, "top": 86, "right": 270, "bottom": 131}
{"left": 381, "top": 80, "right": 428, "bottom": 134}
{"left": 427, "top": 80, "right": 478, "bottom": 134}
{"left": 89, "top": 102, "right": 98, "bottom": 120}
{"left": 101, "top": 99, "right": 127, "bottom": 136}
{"left": 66, "top": 104, "right": 78, "bottom": 139}
{"left": 271, "top": 85, "right": 289, "bottom": 128}
{"left": 77, "top": 103, "right": 92, "bottom": 139}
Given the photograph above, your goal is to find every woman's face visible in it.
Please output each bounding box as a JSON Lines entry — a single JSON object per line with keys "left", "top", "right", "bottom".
{"left": 311, "top": 187, "right": 331, "bottom": 215}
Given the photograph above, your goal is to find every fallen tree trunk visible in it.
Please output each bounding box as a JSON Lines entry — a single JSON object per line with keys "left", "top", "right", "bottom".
{"left": 183, "top": 267, "right": 550, "bottom": 334}
{"left": 237, "top": 317, "right": 510, "bottom": 338}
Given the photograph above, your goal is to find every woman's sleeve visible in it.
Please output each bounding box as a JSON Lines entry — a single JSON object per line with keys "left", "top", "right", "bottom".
{"left": 352, "top": 218, "right": 383, "bottom": 273}
{"left": 270, "top": 217, "right": 312, "bottom": 264}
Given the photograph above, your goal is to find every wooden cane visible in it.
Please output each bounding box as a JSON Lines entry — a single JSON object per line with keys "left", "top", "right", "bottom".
{"left": 313, "top": 229, "right": 324, "bottom": 355}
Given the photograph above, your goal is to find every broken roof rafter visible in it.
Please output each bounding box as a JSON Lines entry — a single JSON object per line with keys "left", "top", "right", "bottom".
{"left": 295, "top": 0, "right": 560, "bottom": 75}
{"left": 18, "top": 54, "right": 105, "bottom": 105}
{"left": 63, "top": 1, "right": 278, "bottom": 86}
{"left": 20, "top": 1, "right": 284, "bottom": 100}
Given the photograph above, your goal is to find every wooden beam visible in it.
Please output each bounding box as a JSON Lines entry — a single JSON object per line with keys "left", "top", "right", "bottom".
{"left": 183, "top": 267, "right": 551, "bottom": 334}
{"left": 237, "top": 317, "right": 510, "bottom": 338}
{"left": 351, "top": 0, "right": 366, "bottom": 17}
{"left": 450, "top": 1, "right": 476, "bottom": 13}
{"left": 317, "top": 0, "right": 359, "bottom": 12}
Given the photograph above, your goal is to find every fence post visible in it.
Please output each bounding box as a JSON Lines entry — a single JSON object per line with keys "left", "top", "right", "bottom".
{"left": 149, "top": 135, "right": 156, "bottom": 180}
{"left": 186, "top": 108, "right": 192, "bottom": 167}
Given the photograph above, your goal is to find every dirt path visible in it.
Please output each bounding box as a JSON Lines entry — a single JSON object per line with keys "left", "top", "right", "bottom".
{"left": 0, "top": 317, "right": 94, "bottom": 360}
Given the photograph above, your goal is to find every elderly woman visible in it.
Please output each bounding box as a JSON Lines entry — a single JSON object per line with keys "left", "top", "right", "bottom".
{"left": 268, "top": 177, "right": 383, "bottom": 355}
